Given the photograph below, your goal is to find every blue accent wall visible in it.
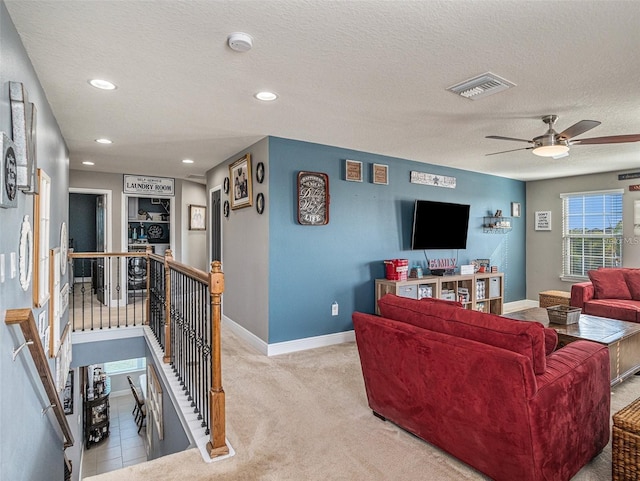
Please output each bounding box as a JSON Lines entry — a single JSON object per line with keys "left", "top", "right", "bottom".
{"left": 268, "top": 137, "right": 525, "bottom": 343}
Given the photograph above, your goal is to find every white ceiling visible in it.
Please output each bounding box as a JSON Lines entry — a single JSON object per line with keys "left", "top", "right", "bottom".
{"left": 5, "top": 0, "right": 640, "bottom": 183}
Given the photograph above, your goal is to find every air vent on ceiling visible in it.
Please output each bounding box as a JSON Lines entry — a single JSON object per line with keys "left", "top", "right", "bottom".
{"left": 447, "top": 72, "right": 515, "bottom": 100}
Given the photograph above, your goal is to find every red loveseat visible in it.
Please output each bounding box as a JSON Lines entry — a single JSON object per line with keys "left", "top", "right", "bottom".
{"left": 570, "top": 268, "right": 640, "bottom": 322}
{"left": 353, "top": 294, "right": 610, "bottom": 481}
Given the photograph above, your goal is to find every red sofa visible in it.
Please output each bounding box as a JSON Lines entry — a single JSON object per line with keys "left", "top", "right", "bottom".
{"left": 571, "top": 268, "right": 640, "bottom": 322}
{"left": 353, "top": 294, "right": 610, "bottom": 481}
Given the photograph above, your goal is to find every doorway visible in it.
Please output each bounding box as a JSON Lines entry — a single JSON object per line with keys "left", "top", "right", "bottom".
{"left": 68, "top": 188, "right": 112, "bottom": 304}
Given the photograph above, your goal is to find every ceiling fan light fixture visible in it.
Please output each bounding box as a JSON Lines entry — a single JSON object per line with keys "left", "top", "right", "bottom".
{"left": 532, "top": 144, "right": 569, "bottom": 157}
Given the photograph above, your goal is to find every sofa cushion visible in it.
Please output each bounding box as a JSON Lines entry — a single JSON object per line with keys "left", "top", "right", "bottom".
{"left": 623, "top": 269, "right": 640, "bottom": 300}
{"left": 584, "top": 299, "right": 640, "bottom": 323}
{"left": 544, "top": 329, "right": 558, "bottom": 354}
{"left": 377, "top": 294, "right": 548, "bottom": 374}
{"left": 588, "top": 268, "right": 632, "bottom": 300}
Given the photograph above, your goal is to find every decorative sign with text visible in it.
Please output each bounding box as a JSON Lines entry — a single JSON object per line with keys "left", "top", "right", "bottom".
{"left": 619, "top": 172, "right": 640, "bottom": 181}
{"left": 535, "top": 211, "right": 552, "bottom": 231}
{"left": 124, "top": 175, "right": 175, "bottom": 196}
{"left": 410, "top": 171, "right": 456, "bottom": 189}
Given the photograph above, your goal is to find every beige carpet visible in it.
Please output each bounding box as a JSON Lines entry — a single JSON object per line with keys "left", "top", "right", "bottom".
{"left": 87, "top": 325, "right": 640, "bottom": 481}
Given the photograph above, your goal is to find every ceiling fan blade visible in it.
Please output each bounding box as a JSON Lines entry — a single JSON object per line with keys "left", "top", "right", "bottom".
{"left": 557, "top": 120, "right": 601, "bottom": 141}
{"left": 485, "top": 146, "right": 534, "bottom": 156}
{"left": 486, "top": 135, "right": 533, "bottom": 143}
{"left": 571, "top": 134, "right": 640, "bottom": 145}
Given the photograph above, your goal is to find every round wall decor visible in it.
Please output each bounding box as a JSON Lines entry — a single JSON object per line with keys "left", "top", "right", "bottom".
{"left": 19, "top": 215, "right": 33, "bottom": 291}
{"left": 60, "top": 222, "right": 68, "bottom": 275}
{"left": 223, "top": 200, "right": 230, "bottom": 217}
{"left": 223, "top": 177, "right": 230, "bottom": 194}
{"left": 256, "top": 162, "right": 265, "bottom": 184}
{"left": 256, "top": 192, "right": 265, "bottom": 214}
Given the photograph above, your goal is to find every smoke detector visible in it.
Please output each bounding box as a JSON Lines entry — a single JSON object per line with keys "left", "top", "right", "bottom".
{"left": 447, "top": 72, "right": 515, "bottom": 100}
{"left": 227, "top": 32, "right": 253, "bottom": 52}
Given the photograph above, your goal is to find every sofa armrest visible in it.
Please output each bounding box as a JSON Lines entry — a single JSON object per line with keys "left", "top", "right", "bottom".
{"left": 570, "top": 282, "right": 594, "bottom": 309}
{"left": 529, "top": 340, "right": 610, "bottom": 480}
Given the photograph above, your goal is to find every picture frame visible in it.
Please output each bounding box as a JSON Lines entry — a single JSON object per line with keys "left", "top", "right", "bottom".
{"left": 34, "top": 169, "right": 51, "bottom": 307}
{"left": 511, "top": 202, "right": 521, "bottom": 218}
{"left": 345, "top": 159, "right": 363, "bottom": 182}
{"left": 229, "top": 153, "right": 253, "bottom": 209}
{"left": 189, "top": 205, "right": 206, "bottom": 230}
{"left": 535, "top": 211, "right": 552, "bottom": 231}
{"left": 372, "top": 163, "right": 388, "bottom": 185}
{"left": 63, "top": 370, "right": 74, "bottom": 415}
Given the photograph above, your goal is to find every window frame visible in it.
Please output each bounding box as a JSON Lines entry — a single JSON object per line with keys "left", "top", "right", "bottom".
{"left": 560, "top": 189, "right": 624, "bottom": 280}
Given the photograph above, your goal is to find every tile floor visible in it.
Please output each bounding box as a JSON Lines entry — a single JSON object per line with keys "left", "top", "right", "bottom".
{"left": 81, "top": 393, "right": 147, "bottom": 478}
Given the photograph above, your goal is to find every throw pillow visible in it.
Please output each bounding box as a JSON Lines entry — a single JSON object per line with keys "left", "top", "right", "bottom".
{"left": 588, "top": 268, "right": 632, "bottom": 300}
{"left": 623, "top": 269, "right": 640, "bottom": 300}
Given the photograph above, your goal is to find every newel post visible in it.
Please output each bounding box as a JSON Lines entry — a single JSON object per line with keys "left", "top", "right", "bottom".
{"left": 207, "top": 260, "right": 229, "bottom": 457}
{"left": 163, "top": 249, "right": 173, "bottom": 363}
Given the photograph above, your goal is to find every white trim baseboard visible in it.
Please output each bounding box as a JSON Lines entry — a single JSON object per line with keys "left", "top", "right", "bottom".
{"left": 222, "top": 316, "right": 355, "bottom": 357}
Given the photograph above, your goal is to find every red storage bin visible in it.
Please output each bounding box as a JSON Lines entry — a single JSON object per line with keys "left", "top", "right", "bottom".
{"left": 385, "top": 259, "right": 409, "bottom": 281}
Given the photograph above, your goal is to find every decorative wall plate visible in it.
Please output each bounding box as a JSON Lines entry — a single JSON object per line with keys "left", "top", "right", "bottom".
{"left": 223, "top": 177, "right": 229, "bottom": 194}
{"left": 146, "top": 224, "right": 163, "bottom": 239}
{"left": 19, "top": 215, "right": 33, "bottom": 291}
{"left": 256, "top": 192, "right": 265, "bottom": 214}
{"left": 60, "top": 222, "right": 68, "bottom": 275}
{"left": 223, "top": 200, "right": 230, "bottom": 218}
{"left": 256, "top": 162, "right": 265, "bottom": 184}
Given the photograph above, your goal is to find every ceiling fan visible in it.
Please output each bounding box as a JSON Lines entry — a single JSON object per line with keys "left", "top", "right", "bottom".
{"left": 486, "top": 115, "right": 640, "bottom": 158}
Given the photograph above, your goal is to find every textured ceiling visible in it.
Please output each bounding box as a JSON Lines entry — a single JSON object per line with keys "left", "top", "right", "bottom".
{"left": 5, "top": 0, "right": 640, "bottom": 183}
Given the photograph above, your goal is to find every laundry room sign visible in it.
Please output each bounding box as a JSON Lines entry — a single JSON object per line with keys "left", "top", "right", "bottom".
{"left": 124, "top": 175, "right": 175, "bottom": 196}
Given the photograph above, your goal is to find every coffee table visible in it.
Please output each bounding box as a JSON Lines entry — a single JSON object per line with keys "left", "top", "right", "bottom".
{"left": 503, "top": 307, "right": 640, "bottom": 386}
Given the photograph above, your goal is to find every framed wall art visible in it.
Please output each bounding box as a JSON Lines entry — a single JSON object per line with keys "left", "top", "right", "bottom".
{"left": 297, "top": 171, "right": 329, "bottom": 225}
{"left": 189, "top": 205, "right": 206, "bottom": 230}
{"left": 345, "top": 159, "right": 363, "bottom": 182}
{"left": 9, "top": 82, "right": 38, "bottom": 194}
{"left": 372, "top": 163, "right": 388, "bottom": 185}
{"left": 229, "top": 153, "right": 252, "bottom": 209}
{"left": 34, "top": 169, "right": 51, "bottom": 307}
{"left": 511, "top": 202, "right": 521, "bottom": 218}
{"left": 535, "top": 211, "right": 552, "bottom": 231}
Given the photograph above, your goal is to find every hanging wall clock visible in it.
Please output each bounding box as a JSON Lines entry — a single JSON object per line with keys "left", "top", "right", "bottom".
{"left": 297, "top": 171, "right": 329, "bottom": 225}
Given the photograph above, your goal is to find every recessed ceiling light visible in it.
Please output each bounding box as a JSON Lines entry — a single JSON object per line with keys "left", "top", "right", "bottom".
{"left": 255, "top": 91, "right": 278, "bottom": 101}
{"left": 182, "top": 159, "right": 194, "bottom": 164}
{"left": 95, "top": 138, "right": 112, "bottom": 144}
{"left": 89, "top": 79, "right": 117, "bottom": 90}
{"left": 82, "top": 161, "right": 95, "bottom": 166}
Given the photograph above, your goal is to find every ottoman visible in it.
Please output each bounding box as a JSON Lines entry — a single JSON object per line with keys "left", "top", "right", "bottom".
{"left": 613, "top": 396, "right": 640, "bottom": 480}
{"left": 538, "top": 290, "right": 571, "bottom": 308}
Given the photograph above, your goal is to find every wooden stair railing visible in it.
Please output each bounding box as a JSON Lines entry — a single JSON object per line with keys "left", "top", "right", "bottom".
{"left": 5, "top": 308, "right": 74, "bottom": 448}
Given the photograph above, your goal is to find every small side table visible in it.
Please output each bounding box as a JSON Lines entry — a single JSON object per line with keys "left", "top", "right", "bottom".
{"left": 539, "top": 290, "right": 571, "bottom": 308}
{"left": 613, "top": 396, "right": 640, "bottom": 480}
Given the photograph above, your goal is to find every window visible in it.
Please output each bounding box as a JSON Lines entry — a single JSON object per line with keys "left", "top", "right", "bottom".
{"left": 104, "top": 357, "right": 146, "bottom": 374}
{"left": 561, "top": 189, "right": 623, "bottom": 278}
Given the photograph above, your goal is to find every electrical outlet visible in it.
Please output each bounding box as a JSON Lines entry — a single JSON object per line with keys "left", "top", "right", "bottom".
{"left": 332, "top": 302, "right": 339, "bottom": 316}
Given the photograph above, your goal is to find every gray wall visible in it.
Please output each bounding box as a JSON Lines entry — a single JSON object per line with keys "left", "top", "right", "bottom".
{"left": 179, "top": 181, "right": 208, "bottom": 271}
{"left": 526, "top": 170, "right": 640, "bottom": 299}
{"left": 1, "top": 2, "right": 70, "bottom": 479}
{"left": 206, "top": 138, "right": 269, "bottom": 342}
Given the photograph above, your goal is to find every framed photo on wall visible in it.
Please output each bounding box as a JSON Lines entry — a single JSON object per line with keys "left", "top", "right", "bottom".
{"left": 229, "top": 153, "right": 253, "bottom": 209}
{"left": 535, "top": 211, "right": 552, "bottom": 231}
{"left": 372, "top": 163, "right": 388, "bottom": 185}
{"left": 345, "top": 159, "right": 363, "bottom": 182}
{"left": 511, "top": 202, "right": 521, "bottom": 218}
{"left": 189, "top": 205, "right": 206, "bottom": 230}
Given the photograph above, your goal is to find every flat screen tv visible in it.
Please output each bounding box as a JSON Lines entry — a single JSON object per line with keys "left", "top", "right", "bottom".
{"left": 411, "top": 200, "right": 470, "bottom": 250}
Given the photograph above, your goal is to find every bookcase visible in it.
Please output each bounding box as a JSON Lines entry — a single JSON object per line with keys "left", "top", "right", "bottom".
{"left": 374, "top": 272, "right": 504, "bottom": 315}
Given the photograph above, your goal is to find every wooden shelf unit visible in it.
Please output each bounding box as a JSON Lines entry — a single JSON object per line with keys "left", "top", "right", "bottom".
{"left": 375, "top": 272, "right": 504, "bottom": 315}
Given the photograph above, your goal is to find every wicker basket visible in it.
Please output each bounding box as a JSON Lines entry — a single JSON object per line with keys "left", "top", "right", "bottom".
{"left": 613, "top": 397, "right": 640, "bottom": 480}
{"left": 539, "top": 290, "right": 571, "bottom": 308}
{"left": 546, "top": 305, "right": 581, "bottom": 325}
